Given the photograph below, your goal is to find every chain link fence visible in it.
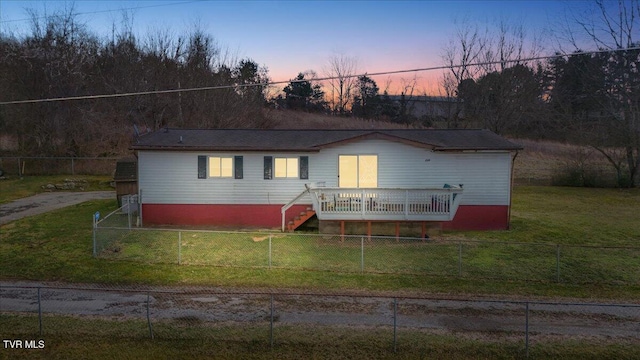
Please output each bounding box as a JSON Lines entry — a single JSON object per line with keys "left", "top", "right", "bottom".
{"left": 0, "top": 156, "right": 118, "bottom": 176}
{"left": 93, "top": 208, "right": 640, "bottom": 285}
{"left": 1, "top": 284, "right": 639, "bottom": 358}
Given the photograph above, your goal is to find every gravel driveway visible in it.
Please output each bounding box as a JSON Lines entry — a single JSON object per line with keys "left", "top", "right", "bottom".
{"left": 1, "top": 281, "right": 639, "bottom": 340}
{"left": 0, "top": 191, "right": 114, "bottom": 225}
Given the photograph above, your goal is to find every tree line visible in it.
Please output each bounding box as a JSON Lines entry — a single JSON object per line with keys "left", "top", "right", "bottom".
{"left": 0, "top": 9, "right": 270, "bottom": 158}
{"left": 0, "top": 1, "right": 638, "bottom": 186}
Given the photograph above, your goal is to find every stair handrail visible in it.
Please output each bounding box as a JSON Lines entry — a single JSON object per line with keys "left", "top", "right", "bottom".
{"left": 281, "top": 187, "right": 311, "bottom": 231}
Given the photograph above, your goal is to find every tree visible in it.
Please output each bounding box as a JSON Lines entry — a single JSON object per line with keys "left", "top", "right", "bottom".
{"left": 234, "top": 59, "right": 269, "bottom": 104}
{"left": 325, "top": 54, "right": 358, "bottom": 115}
{"left": 352, "top": 75, "right": 379, "bottom": 118}
{"left": 282, "top": 72, "right": 326, "bottom": 112}
{"left": 0, "top": 7, "right": 273, "bottom": 159}
{"left": 440, "top": 17, "right": 543, "bottom": 130}
{"left": 459, "top": 64, "right": 542, "bottom": 134}
{"left": 553, "top": 0, "right": 640, "bottom": 187}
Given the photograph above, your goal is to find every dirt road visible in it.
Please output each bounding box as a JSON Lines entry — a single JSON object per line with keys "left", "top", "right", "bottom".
{"left": 0, "top": 191, "right": 114, "bottom": 225}
{"left": 1, "top": 281, "right": 638, "bottom": 339}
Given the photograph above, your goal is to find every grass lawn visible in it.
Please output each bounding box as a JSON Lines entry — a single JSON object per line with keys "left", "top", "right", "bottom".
{"left": 0, "top": 175, "right": 113, "bottom": 204}
{"left": 1, "top": 186, "right": 639, "bottom": 300}
{"left": 2, "top": 313, "right": 638, "bottom": 360}
{"left": 0, "top": 315, "right": 640, "bottom": 359}
{"left": 458, "top": 186, "right": 640, "bottom": 246}
{"left": 1, "top": 183, "right": 639, "bottom": 359}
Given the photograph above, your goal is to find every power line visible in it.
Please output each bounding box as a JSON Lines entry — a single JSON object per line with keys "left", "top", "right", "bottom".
{"left": 0, "top": 1, "right": 204, "bottom": 24}
{"left": 0, "top": 47, "right": 638, "bottom": 106}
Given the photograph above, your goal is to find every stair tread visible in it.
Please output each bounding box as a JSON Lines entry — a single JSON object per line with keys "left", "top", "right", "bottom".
{"left": 287, "top": 209, "right": 316, "bottom": 231}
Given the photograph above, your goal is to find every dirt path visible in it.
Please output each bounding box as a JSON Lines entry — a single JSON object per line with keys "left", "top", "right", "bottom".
{"left": 2, "top": 281, "right": 638, "bottom": 339}
{"left": 0, "top": 191, "right": 114, "bottom": 225}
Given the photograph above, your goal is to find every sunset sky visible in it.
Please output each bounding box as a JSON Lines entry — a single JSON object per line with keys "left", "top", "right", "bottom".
{"left": 1, "top": 1, "right": 599, "bottom": 95}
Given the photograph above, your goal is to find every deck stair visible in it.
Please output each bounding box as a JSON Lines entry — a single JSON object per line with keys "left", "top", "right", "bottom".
{"left": 287, "top": 208, "right": 316, "bottom": 231}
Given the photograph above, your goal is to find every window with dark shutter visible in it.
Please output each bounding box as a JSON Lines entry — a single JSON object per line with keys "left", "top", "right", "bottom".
{"left": 234, "top": 156, "right": 243, "bottom": 179}
{"left": 300, "top": 156, "right": 309, "bottom": 179}
{"left": 264, "top": 156, "right": 273, "bottom": 179}
{"left": 197, "top": 155, "right": 206, "bottom": 179}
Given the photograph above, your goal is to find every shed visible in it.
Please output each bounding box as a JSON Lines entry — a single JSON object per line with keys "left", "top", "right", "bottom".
{"left": 113, "top": 156, "right": 138, "bottom": 206}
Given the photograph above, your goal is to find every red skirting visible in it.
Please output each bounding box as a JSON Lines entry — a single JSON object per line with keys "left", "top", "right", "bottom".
{"left": 442, "top": 205, "right": 510, "bottom": 230}
{"left": 142, "top": 204, "right": 310, "bottom": 228}
{"left": 142, "top": 204, "right": 510, "bottom": 230}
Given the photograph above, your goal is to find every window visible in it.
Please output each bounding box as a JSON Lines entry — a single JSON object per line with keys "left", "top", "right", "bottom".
{"left": 338, "top": 155, "right": 377, "bottom": 188}
{"left": 198, "top": 155, "right": 243, "bottom": 179}
{"left": 209, "top": 157, "right": 233, "bottom": 177}
{"left": 275, "top": 157, "right": 298, "bottom": 178}
{"left": 264, "top": 156, "right": 308, "bottom": 180}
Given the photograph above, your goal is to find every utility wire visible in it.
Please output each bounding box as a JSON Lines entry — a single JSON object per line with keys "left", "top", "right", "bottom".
{"left": 0, "top": 47, "right": 638, "bottom": 106}
{"left": 0, "top": 1, "right": 204, "bottom": 24}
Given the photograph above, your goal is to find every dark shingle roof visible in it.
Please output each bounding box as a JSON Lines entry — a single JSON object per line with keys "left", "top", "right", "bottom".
{"left": 114, "top": 156, "right": 137, "bottom": 181}
{"left": 131, "top": 129, "right": 522, "bottom": 152}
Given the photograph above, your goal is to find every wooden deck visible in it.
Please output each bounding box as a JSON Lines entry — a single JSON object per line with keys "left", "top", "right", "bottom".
{"left": 309, "top": 187, "right": 463, "bottom": 221}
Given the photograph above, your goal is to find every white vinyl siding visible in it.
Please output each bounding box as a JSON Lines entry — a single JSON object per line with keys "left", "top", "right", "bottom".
{"left": 139, "top": 151, "right": 313, "bottom": 205}
{"left": 138, "top": 139, "right": 513, "bottom": 206}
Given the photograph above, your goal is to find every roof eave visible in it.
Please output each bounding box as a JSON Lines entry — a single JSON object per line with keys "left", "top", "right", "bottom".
{"left": 131, "top": 145, "right": 321, "bottom": 152}
{"left": 434, "top": 147, "right": 523, "bottom": 151}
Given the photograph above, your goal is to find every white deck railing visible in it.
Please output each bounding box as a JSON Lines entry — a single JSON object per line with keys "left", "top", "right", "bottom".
{"left": 308, "top": 187, "right": 463, "bottom": 221}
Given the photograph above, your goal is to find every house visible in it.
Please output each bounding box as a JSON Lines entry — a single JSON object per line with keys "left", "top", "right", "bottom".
{"left": 131, "top": 128, "right": 522, "bottom": 235}
{"left": 384, "top": 95, "right": 463, "bottom": 120}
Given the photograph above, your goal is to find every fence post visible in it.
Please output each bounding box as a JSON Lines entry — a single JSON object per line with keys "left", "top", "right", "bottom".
{"left": 270, "top": 294, "right": 274, "bottom": 349}
{"left": 525, "top": 302, "right": 529, "bottom": 359}
{"left": 147, "top": 292, "right": 154, "bottom": 339}
{"left": 393, "top": 297, "right": 398, "bottom": 353}
{"left": 92, "top": 212, "right": 98, "bottom": 257}
{"left": 556, "top": 245, "right": 560, "bottom": 283}
{"left": 127, "top": 203, "right": 132, "bottom": 229}
{"left": 458, "top": 241, "right": 462, "bottom": 277}
{"left": 361, "top": 236, "right": 364, "bottom": 273}
{"left": 37, "top": 287, "right": 43, "bottom": 336}
{"left": 138, "top": 189, "right": 143, "bottom": 227}
{"left": 268, "top": 235, "right": 272, "bottom": 269}
{"left": 178, "top": 232, "right": 182, "bottom": 265}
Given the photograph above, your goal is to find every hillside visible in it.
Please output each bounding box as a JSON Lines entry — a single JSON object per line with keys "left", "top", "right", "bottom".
{"left": 264, "top": 109, "right": 411, "bottom": 129}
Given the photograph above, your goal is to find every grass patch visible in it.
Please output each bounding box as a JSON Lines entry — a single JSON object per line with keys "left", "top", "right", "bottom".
{"left": 95, "top": 230, "right": 640, "bottom": 285}
{"left": 455, "top": 186, "right": 640, "bottom": 246}
{"left": 2, "top": 313, "right": 638, "bottom": 360}
{"left": 1, "top": 187, "right": 640, "bottom": 300}
{"left": 0, "top": 175, "right": 113, "bottom": 204}
{"left": 89, "top": 186, "right": 640, "bottom": 286}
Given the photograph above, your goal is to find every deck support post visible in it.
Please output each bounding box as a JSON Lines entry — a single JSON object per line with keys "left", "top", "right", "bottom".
{"left": 367, "top": 221, "right": 372, "bottom": 242}
{"left": 395, "top": 222, "right": 400, "bottom": 242}
{"left": 421, "top": 222, "right": 426, "bottom": 240}
{"left": 340, "top": 221, "right": 345, "bottom": 242}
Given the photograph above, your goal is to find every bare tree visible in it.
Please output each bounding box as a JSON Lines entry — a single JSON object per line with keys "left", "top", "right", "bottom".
{"left": 324, "top": 54, "right": 358, "bottom": 115}
{"left": 440, "top": 19, "right": 488, "bottom": 128}
{"left": 440, "top": 16, "right": 544, "bottom": 131}
{"left": 555, "top": 0, "right": 640, "bottom": 186}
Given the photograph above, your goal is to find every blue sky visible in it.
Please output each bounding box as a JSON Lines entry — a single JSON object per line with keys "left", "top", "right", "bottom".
{"left": 0, "top": 0, "right": 594, "bottom": 94}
